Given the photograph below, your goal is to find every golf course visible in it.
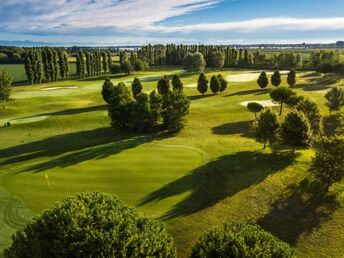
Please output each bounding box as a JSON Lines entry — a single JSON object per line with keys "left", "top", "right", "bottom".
{"left": 0, "top": 65, "right": 343, "bottom": 257}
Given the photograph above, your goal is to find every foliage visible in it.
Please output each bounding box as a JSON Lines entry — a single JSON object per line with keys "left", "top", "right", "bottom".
{"left": 121, "top": 61, "right": 133, "bottom": 75}
{"left": 210, "top": 51, "right": 224, "bottom": 69}
{"left": 162, "top": 90, "right": 190, "bottom": 133}
{"left": 210, "top": 75, "right": 221, "bottom": 94}
{"left": 0, "top": 70, "right": 13, "bottom": 108}
{"left": 316, "top": 61, "right": 334, "bottom": 76}
{"left": 296, "top": 98, "right": 322, "bottom": 138}
{"left": 4, "top": 192, "right": 176, "bottom": 258}
{"left": 191, "top": 222, "right": 295, "bottom": 258}
{"left": 309, "top": 135, "right": 344, "bottom": 191}
{"left": 253, "top": 109, "right": 279, "bottom": 148}
{"left": 325, "top": 87, "right": 344, "bottom": 113}
{"left": 287, "top": 69, "right": 296, "bottom": 87}
{"left": 131, "top": 77, "right": 143, "bottom": 97}
{"left": 128, "top": 93, "right": 154, "bottom": 133}
{"left": 271, "top": 70, "right": 282, "bottom": 87}
{"left": 217, "top": 74, "right": 228, "bottom": 92}
{"left": 158, "top": 76, "right": 171, "bottom": 95}
{"left": 197, "top": 73, "right": 208, "bottom": 95}
{"left": 101, "top": 78, "right": 115, "bottom": 104}
{"left": 257, "top": 71, "right": 269, "bottom": 89}
{"left": 134, "top": 59, "right": 149, "bottom": 72}
{"left": 183, "top": 52, "right": 206, "bottom": 72}
{"left": 150, "top": 90, "right": 163, "bottom": 125}
{"left": 110, "top": 64, "right": 121, "bottom": 74}
{"left": 280, "top": 110, "right": 312, "bottom": 153}
{"left": 172, "top": 74, "right": 183, "bottom": 92}
{"left": 270, "top": 86, "right": 296, "bottom": 115}
{"left": 247, "top": 102, "right": 264, "bottom": 120}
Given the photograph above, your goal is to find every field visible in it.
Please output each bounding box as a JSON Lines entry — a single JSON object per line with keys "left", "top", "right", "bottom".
{"left": 0, "top": 67, "right": 343, "bottom": 257}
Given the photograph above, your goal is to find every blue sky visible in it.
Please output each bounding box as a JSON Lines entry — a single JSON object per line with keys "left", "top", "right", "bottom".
{"left": 0, "top": 0, "right": 344, "bottom": 45}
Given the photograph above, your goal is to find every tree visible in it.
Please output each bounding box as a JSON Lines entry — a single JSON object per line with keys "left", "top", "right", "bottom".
{"left": 280, "top": 111, "right": 312, "bottom": 154}
{"left": 128, "top": 93, "right": 154, "bottom": 133}
{"left": 334, "top": 62, "right": 344, "bottom": 81}
{"left": 107, "top": 52, "right": 112, "bottom": 70}
{"left": 4, "top": 192, "right": 176, "bottom": 258}
{"left": 150, "top": 90, "right": 163, "bottom": 125}
{"left": 210, "top": 75, "right": 221, "bottom": 94}
{"left": 287, "top": 69, "right": 296, "bottom": 87}
{"left": 257, "top": 71, "right": 269, "bottom": 89}
{"left": 134, "top": 59, "right": 148, "bottom": 73}
{"left": 296, "top": 99, "right": 322, "bottom": 138}
{"left": 0, "top": 70, "right": 12, "bottom": 108}
{"left": 197, "top": 73, "right": 208, "bottom": 95}
{"left": 101, "top": 52, "right": 108, "bottom": 73}
{"left": 309, "top": 136, "right": 344, "bottom": 191}
{"left": 132, "top": 77, "right": 143, "bottom": 97}
{"left": 162, "top": 90, "right": 190, "bottom": 133}
{"left": 101, "top": 78, "right": 115, "bottom": 104}
{"left": 247, "top": 102, "right": 264, "bottom": 120}
{"left": 109, "top": 64, "right": 121, "bottom": 74}
{"left": 253, "top": 109, "right": 279, "bottom": 149}
{"left": 191, "top": 222, "right": 294, "bottom": 258}
{"left": 270, "top": 86, "right": 295, "bottom": 115}
{"left": 316, "top": 62, "right": 334, "bottom": 77}
{"left": 271, "top": 70, "right": 282, "bottom": 87}
{"left": 121, "top": 61, "right": 133, "bottom": 75}
{"left": 24, "top": 54, "right": 34, "bottom": 84}
{"left": 171, "top": 74, "right": 183, "bottom": 92}
{"left": 158, "top": 76, "right": 170, "bottom": 95}
{"left": 325, "top": 87, "right": 344, "bottom": 114}
{"left": 217, "top": 74, "right": 228, "bottom": 92}
{"left": 210, "top": 51, "right": 224, "bottom": 69}
{"left": 183, "top": 52, "right": 206, "bottom": 72}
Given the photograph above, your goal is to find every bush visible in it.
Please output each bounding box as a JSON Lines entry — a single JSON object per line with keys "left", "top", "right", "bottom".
{"left": 4, "top": 192, "right": 177, "bottom": 258}
{"left": 121, "top": 61, "right": 133, "bottom": 75}
{"left": 191, "top": 222, "right": 295, "bottom": 258}
{"left": 109, "top": 64, "right": 121, "bottom": 74}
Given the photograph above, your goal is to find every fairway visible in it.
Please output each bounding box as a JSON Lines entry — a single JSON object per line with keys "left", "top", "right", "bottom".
{"left": 0, "top": 67, "right": 344, "bottom": 257}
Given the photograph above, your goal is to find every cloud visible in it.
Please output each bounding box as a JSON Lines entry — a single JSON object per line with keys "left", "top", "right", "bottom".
{"left": 147, "top": 17, "right": 344, "bottom": 33}
{"left": 0, "top": 0, "right": 220, "bottom": 31}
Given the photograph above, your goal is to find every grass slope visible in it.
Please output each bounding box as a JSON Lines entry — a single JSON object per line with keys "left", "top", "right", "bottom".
{"left": 0, "top": 67, "right": 343, "bottom": 257}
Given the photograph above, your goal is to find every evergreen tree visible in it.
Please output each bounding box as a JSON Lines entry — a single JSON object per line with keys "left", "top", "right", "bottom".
{"left": 51, "top": 49, "right": 58, "bottom": 81}
{"left": 102, "top": 78, "right": 115, "bottom": 104}
{"left": 132, "top": 77, "right": 143, "bottom": 97}
{"left": 247, "top": 102, "right": 264, "bottom": 120}
{"left": 121, "top": 61, "right": 132, "bottom": 75}
{"left": 158, "top": 76, "right": 170, "bottom": 95}
{"left": 86, "top": 52, "right": 92, "bottom": 76}
{"left": 197, "top": 73, "right": 208, "bottom": 95}
{"left": 150, "top": 90, "right": 163, "bottom": 125}
{"left": 128, "top": 93, "right": 154, "bottom": 133}
{"left": 271, "top": 70, "right": 282, "bottom": 87}
{"left": 107, "top": 52, "right": 112, "bottom": 70}
{"left": 24, "top": 53, "right": 34, "bottom": 84}
{"left": 210, "top": 51, "right": 224, "bottom": 69}
{"left": 0, "top": 70, "right": 12, "bottom": 108}
{"left": 296, "top": 99, "right": 322, "bottom": 139}
{"left": 171, "top": 74, "right": 183, "bottom": 92}
{"left": 253, "top": 109, "right": 279, "bottom": 148}
{"left": 280, "top": 110, "right": 312, "bottom": 154}
{"left": 210, "top": 75, "right": 221, "bottom": 94}
{"left": 287, "top": 69, "right": 296, "bottom": 87}
{"left": 325, "top": 87, "right": 344, "bottom": 114}
{"left": 270, "top": 87, "right": 296, "bottom": 115}
{"left": 217, "top": 74, "right": 228, "bottom": 92}
{"left": 257, "top": 71, "right": 269, "bottom": 89}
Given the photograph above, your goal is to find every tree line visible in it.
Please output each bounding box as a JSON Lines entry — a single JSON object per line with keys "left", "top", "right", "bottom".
{"left": 24, "top": 49, "right": 69, "bottom": 84}
{"left": 76, "top": 51, "right": 112, "bottom": 78}
{"left": 102, "top": 75, "right": 189, "bottom": 133}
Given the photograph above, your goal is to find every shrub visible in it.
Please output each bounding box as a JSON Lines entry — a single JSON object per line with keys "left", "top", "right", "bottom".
{"left": 191, "top": 222, "right": 295, "bottom": 258}
{"left": 4, "top": 192, "right": 176, "bottom": 258}
{"left": 109, "top": 64, "right": 121, "bottom": 74}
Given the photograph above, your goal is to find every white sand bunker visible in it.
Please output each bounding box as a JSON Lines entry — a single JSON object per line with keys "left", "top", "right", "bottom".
{"left": 185, "top": 83, "right": 197, "bottom": 88}
{"left": 240, "top": 100, "right": 279, "bottom": 107}
{"left": 227, "top": 71, "right": 289, "bottom": 83}
{"left": 41, "top": 86, "right": 79, "bottom": 91}
{"left": 7, "top": 116, "right": 48, "bottom": 125}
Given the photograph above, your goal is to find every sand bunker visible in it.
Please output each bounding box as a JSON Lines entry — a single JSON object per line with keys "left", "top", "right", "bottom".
{"left": 185, "top": 83, "right": 197, "bottom": 88}
{"left": 41, "top": 86, "right": 79, "bottom": 91}
{"left": 227, "top": 71, "right": 289, "bottom": 83}
{"left": 6, "top": 116, "right": 48, "bottom": 125}
{"left": 240, "top": 100, "right": 279, "bottom": 107}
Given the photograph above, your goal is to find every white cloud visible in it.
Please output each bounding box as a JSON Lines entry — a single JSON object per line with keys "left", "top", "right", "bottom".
{"left": 148, "top": 17, "right": 344, "bottom": 33}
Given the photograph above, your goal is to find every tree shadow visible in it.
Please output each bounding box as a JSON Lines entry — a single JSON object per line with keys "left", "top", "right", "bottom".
{"left": 323, "top": 114, "right": 341, "bottom": 136}
{"left": 211, "top": 120, "right": 253, "bottom": 138}
{"left": 294, "top": 76, "right": 337, "bottom": 91}
{"left": 257, "top": 179, "right": 340, "bottom": 245}
{"left": 225, "top": 88, "right": 270, "bottom": 97}
{"left": 188, "top": 94, "right": 213, "bottom": 101}
{"left": 301, "top": 72, "right": 322, "bottom": 78}
{"left": 0, "top": 127, "right": 166, "bottom": 173}
{"left": 78, "top": 74, "right": 127, "bottom": 82}
{"left": 140, "top": 151, "right": 294, "bottom": 219}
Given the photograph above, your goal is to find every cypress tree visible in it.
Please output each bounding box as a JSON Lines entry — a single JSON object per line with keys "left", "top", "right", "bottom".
{"left": 107, "top": 52, "right": 112, "bottom": 71}
{"left": 24, "top": 53, "right": 34, "bottom": 84}
{"left": 102, "top": 52, "right": 108, "bottom": 74}
{"left": 210, "top": 75, "right": 220, "bottom": 94}
{"left": 172, "top": 74, "right": 183, "bottom": 92}
{"left": 197, "top": 73, "right": 208, "bottom": 95}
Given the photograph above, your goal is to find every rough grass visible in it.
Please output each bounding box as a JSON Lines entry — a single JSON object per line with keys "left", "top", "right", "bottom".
{"left": 0, "top": 68, "right": 343, "bottom": 257}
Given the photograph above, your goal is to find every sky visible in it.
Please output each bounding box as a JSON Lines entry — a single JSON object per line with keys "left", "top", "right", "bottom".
{"left": 0, "top": 0, "right": 344, "bottom": 45}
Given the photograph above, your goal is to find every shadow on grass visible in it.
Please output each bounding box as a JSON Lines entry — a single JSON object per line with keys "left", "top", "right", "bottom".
{"left": 294, "top": 76, "right": 337, "bottom": 91}
{"left": 301, "top": 72, "right": 322, "bottom": 78}
{"left": 212, "top": 120, "right": 253, "bottom": 138}
{"left": 225, "top": 88, "right": 270, "bottom": 97}
{"left": 78, "top": 74, "right": 128, "bottom": 82}
{"left": 188, "top": 94, "right": 213, "bottom": 101}
{"left": 258, "top": 179, "right": 339, "bottom": 245}
{"left": 0, "top": 127, "right": 166, "bottom": 172}
{"left": 140, "top": 150, "right": 294, "bottom": 219}
{"left": 323, "top": 114, "right": 341, "bottom": 136}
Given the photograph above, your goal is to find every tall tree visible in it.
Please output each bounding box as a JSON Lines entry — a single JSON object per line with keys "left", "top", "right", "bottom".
{"left": 132, "top": 77, "right": 143, "bottom": 97}
{"left": 158, "top": 76, "right": 170, "bottom": 95}
{"left": 150, "top": 90, "right": 163, "bottom": 125}
{"left": 197, "top": 73, "right": 208, "bottom": 95}
{"left": 271, "top": 70, "right": 282, "bottom": 87}
{"left": 102, "top": 78, "right": 115, "bottom": 104}
{"left": 217, "top": 74, "right": 228, "bottom": 92}
{"left": 210, "top": 51, "right": 224, "bottom": 69}
{"left": 210, "top": 75, "right": 221, "bottom": 94}
{"left": 171, "top": 74, "right": 183, "bottom": 92}
{"left": 247, "top": 102, "right": 264, "bottom": 120}
{"left": 253, "top": 109, "right": 279, "bottom": 148}
{"left": 0, "top": 70, "right": 12, "bottom": 108}
{"left": 270, "top": 87, "right": 295, "bottom": 115}
{"left": 296, "top": 99, "right": 322, "bottom": 139}
{"left": 24, "top": 52, "right": 34, "bottom": 84}
{"left": 287, "top": 69, "right": 296, "bottom": 87}
{"left": 325, "top": 87, "right": 344, "bottom": 114}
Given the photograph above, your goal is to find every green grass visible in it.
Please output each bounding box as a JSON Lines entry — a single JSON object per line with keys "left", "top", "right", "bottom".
{"left": 0, "top": 67, "right": 343, "bottom": 257}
